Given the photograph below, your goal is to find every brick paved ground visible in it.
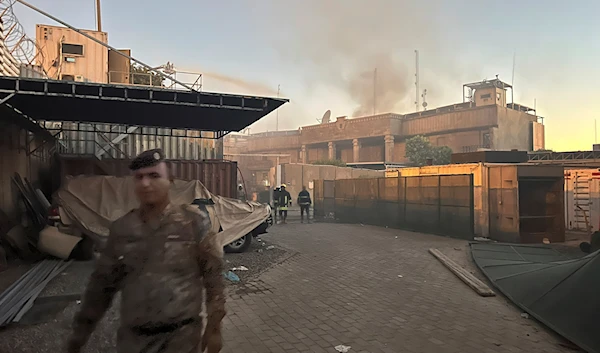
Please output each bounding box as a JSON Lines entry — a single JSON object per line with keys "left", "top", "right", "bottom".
{"left": 222, "top": 223, "right": 571, "bottom": 353}
{"left": 0, "top": 223, "right": 573, "bottom": 353}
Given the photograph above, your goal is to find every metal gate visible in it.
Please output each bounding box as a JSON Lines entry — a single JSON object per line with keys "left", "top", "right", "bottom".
{"left": 313, "top": 175, "right": 475, "bottom": 239}
{"left": 322, "top": 180, "right": 335, "bottom": 219}
{"left": 313, "top": 180, "right": 336, "bottom": 220}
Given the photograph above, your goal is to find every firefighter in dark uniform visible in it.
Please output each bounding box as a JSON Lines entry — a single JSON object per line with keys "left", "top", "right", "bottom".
{"left": 272, "top": 186, "right": 281, "bottom": 223}
{"left": 297, "top": 185, "right": 312, "bottom": 223}
{"left": 278, "top": 184, "right": 292, "bottom": 224}
{"left": 66, "top": 149, "right": 226, "bottom": 353}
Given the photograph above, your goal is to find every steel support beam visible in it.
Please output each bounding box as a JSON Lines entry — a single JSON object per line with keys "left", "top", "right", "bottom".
{"left": 95, "top": 126, "right": 139, "bottom": 158}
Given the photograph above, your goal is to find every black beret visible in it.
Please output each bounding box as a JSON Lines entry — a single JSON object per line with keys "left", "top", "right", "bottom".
{"left": 129, "top": 149, "right": 165, "bottom": 171}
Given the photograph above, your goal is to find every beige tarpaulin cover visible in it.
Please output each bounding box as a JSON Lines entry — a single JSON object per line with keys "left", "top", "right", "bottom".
{"left": 37, "top": 226, "right": 82, "bottom": 260}
{"left": 55, "top": 175, "right": 271, "bottom": 247}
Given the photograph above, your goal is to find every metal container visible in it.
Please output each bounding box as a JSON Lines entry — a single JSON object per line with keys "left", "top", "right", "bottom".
{"left": 36, "top": 24, "right": 109, "bottom": 83}
{"left": 56, "top": 123, "right": 219, "bottom": 160}
{"left": 53, "top": 156, "right": 238, "bottom": 198}
{"left": 385, "top": 163, "right": 565, "bottom": 243}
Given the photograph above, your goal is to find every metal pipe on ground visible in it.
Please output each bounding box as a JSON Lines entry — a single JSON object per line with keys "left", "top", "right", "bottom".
{"left": 5, "top": 261, "right": 62, "bottom": 322}
{"left": 0, "top": 260, "right": 52, "bottom": 308}
{"left": 0, "top": 261, "right": 55, "bottom": 324}
{"left": 0, "top": 260, "right": 43, "bottom": 302}
{"left": 14, "top": 260, "right": 73, "bottom": 322}
{"left": 0, "top": 259, "right": 69, "bottom": 326}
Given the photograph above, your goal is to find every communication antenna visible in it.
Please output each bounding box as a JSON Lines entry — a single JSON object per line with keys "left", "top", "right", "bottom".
{"left": 276, "top": 84, "right": 280, "bottom": 131}
{"left": 373, "top": 68, "right": 377, "bottom": 115}
{"left": 414, "top": 50, "right": 420, "bottom": 112}
{"left": 511, "top": 52, "right": 516, "bottom": 104}
{"left": 421, "top": 89, "right": 428, "bottom": 110}
{"left": 317, "top": 110, "right": 331, "bottom": 124}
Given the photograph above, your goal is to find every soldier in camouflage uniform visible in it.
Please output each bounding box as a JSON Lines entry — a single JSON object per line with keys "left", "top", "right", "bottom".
{"left": 66, "top": 149, "right": 226, "bottom": 353}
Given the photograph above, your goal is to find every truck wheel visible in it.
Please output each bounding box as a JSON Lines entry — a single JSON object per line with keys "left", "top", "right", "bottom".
{"left": 224, "top": 234, "right": 252, "bottom": 253}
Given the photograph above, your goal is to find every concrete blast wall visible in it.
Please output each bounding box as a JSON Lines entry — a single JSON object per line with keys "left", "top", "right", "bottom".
{"left": 279, "top": 163, "right": 383, "bottom": 204}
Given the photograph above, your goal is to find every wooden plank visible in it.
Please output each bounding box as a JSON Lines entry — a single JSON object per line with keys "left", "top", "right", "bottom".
{"left": 429, "top": 248, "right": 496, "bottom": 297}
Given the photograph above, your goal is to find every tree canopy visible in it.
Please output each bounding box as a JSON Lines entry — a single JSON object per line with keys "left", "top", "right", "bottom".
{"left": 405, "top": 135, "right": 453, "bottom": 166}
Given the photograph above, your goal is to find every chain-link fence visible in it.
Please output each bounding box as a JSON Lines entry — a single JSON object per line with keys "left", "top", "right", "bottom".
{"left": 314, "top": 174, "right": 474, "bottom": 239}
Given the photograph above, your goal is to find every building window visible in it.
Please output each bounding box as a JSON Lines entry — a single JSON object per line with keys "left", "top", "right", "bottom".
{"left": 496, "top": 93, "right": 501, "bottom": 101}
{"left": 480, "top": 93, "right": 491, "bottom": 99}
{"left": 61, "top": 43, "right": 84, "bottom": 56}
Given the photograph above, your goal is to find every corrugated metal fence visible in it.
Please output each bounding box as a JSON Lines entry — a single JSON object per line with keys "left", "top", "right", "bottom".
{"left": 314, "top": 174, "right": 474, "bottom": 239}
{"left": 52, "top": 155, "right": 237, "bottom": 198}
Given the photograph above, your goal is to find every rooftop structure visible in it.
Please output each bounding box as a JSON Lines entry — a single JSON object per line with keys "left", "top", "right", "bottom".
{"left": 224, "top": 78, "right": 545, "bottom": 192}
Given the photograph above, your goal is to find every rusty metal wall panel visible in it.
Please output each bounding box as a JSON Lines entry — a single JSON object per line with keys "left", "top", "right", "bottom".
{"left": 54, "top": 156, "right": 237, "bottom": 198}
{"left": 518, "top": 177, "right": 565, "bottom": 244}
{"left": 57, "top": 124, "right": 218, "bottom": 160}
{"left": 314, "top": 175, "right": 474, "bottom": 239}
{"left": 313, "top": 180, "right": 325, "bottom": 219}
{"left": 488, "top": 165, "right": 519, "bottom": 242}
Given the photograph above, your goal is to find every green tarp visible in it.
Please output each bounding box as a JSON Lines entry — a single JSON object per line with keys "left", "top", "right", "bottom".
{"left": 471, "top": 243, "right": 599, "bottom": 353}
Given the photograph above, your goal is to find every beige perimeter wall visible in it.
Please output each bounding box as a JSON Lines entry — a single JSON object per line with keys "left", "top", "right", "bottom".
{"left": 278, "top": 163, "right": 384, "bottom": 205}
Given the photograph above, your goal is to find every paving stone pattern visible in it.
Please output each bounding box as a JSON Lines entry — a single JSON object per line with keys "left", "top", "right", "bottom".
{"left": 222, "top": 223, "right": 571, "bottom": 353}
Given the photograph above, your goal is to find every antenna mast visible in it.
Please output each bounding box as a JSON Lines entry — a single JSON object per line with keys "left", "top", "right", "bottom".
{"left": 95, "top": 0, "right": 102, "bottom": 32}
{"left": 415, "top": 50, "right": 420, "bottom": 112}
{"left": 276, "top": 84, "right": 280, "bottom": 131}
{"left": 373, "top": 68, "right": 377, "bottom": 115}
{"left": 511, "top": 52, "right": 516, "bottom": 104}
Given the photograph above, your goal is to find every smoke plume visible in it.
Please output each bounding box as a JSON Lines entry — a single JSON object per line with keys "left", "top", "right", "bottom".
{"left": 202, "top": 71, "right": 280, "bottom": 96}
{"left": 252, "top": 0, "right": 454, "bottom": 117}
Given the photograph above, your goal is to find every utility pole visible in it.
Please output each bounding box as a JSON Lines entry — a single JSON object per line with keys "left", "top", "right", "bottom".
{"left": 373, "top": 68, "right": 377, "bottom": 115}
{"left": 95, "top": 0, "right": 102, "bottom": 32}
{"left": 415, "top": 50, "right": 420, "bottom": 112}
{"left": 276, "top": 84, "right": 280, "bottom": 131}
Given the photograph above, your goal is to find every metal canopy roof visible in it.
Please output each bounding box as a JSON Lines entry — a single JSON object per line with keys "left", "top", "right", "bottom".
{"left": 0, "top": 76, "right": 288, "bottom": 134}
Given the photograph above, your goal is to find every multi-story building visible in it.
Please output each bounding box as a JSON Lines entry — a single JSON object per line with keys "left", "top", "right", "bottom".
{"left": 224, "top": 78, "right": 546, "bottom": 191}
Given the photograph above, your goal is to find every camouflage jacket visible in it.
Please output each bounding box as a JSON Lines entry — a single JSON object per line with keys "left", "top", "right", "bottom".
{"left": 68, "top": 203, "right": 226, "bottom": 351}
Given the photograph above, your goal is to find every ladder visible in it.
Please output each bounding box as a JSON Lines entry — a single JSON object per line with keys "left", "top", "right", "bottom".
{"left": 573, "top": 172, "right": 592, "bottom": 231}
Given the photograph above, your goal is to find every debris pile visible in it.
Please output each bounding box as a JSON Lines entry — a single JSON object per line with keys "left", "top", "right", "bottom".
{"left": 0, "top": 174, "right": 83, "bottom": 327}
{"left": 0, "top": 173, "right": 91, "bottom": 268}
{"left": 0, "top": 259, "right": 72, "bottom": 327}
